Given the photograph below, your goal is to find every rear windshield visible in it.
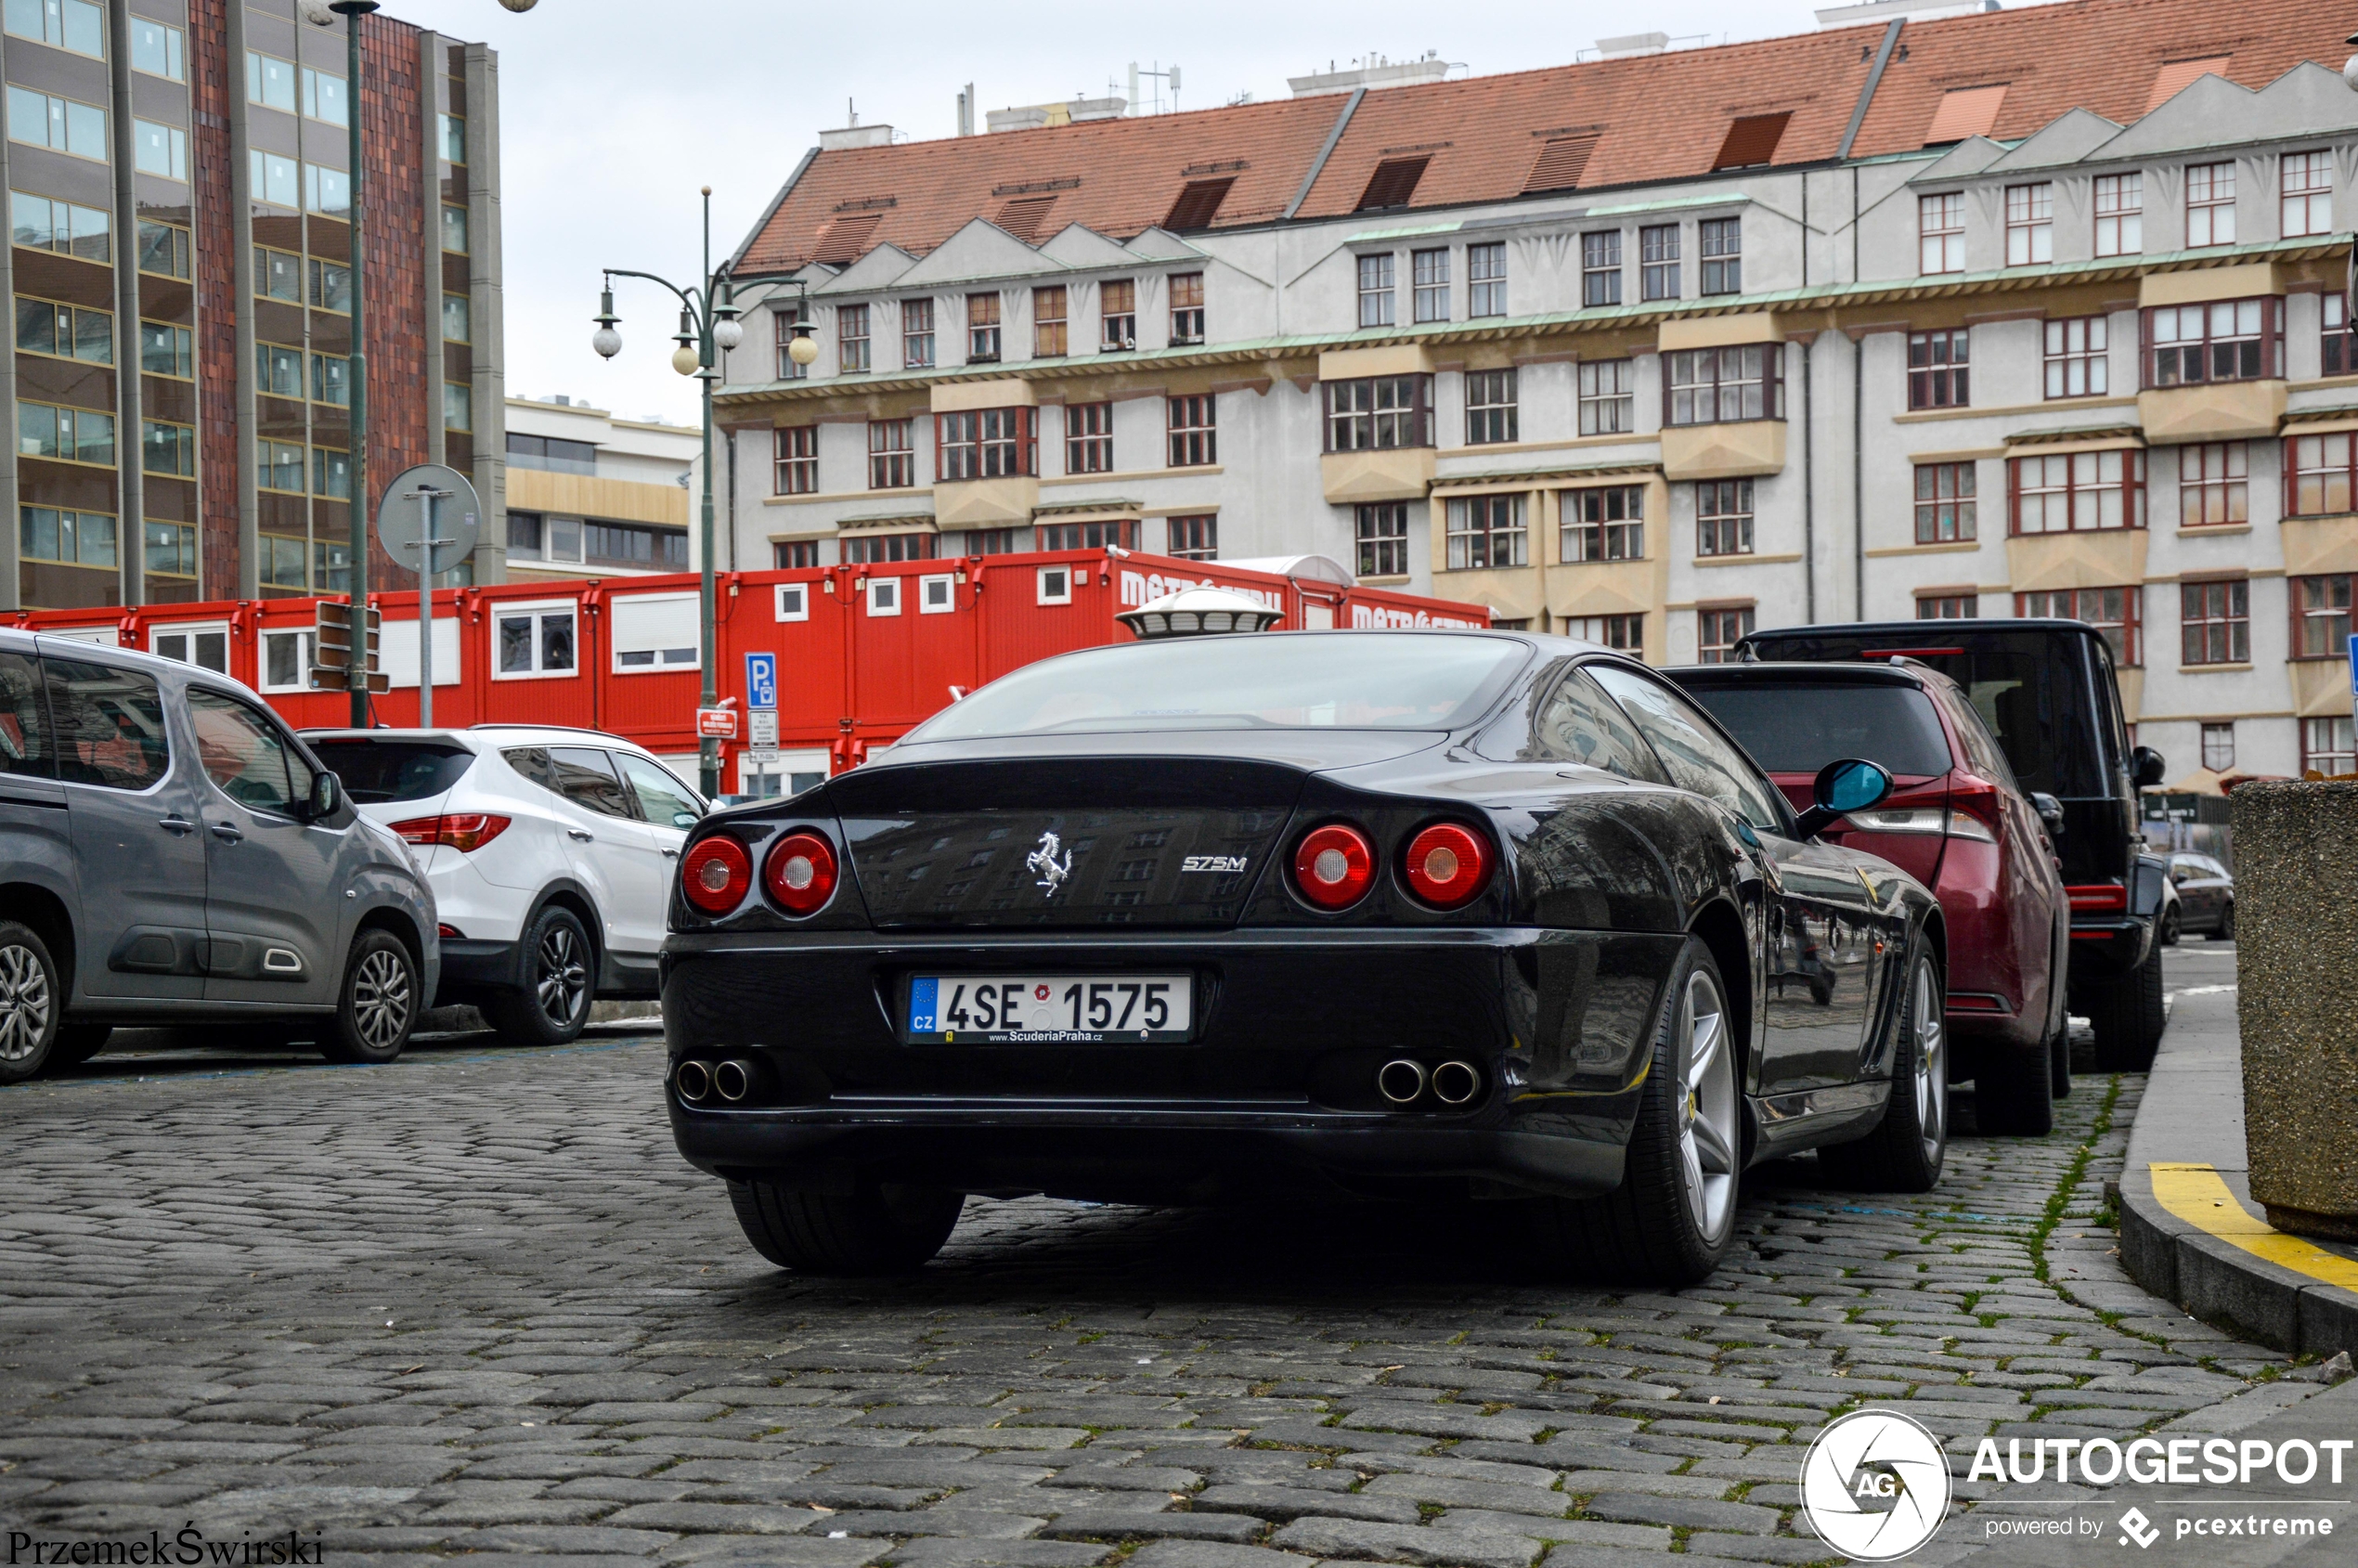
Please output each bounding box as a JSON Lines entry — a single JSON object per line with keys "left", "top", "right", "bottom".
{"left": 1739, "top": 630, "right": 2105, "bottom": 797}
{"left": 307, "top": 740, "right": 475, "bottom": 803}
{"left": 907, "top": 633, "right": 1529, "bottom": 742}
{"left": 1681, "top": 683, "right": 1954, "bottom": 778}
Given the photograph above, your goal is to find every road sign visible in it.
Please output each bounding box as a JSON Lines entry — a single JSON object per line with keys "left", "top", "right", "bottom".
{"left": 309, "top": 600, "right": 388, "bottom": 693}
{"left": 748, "top": 709, "right": 778, "bottom": 746}
{"left": 374, "top": 464, "right": 482, "bottom": 574}
{"left": 745, "top": 652, "right": 778, "bottom": 710}
{"left": 2348, "top": 632, "right": 2358, "bottom": 695}
{"left": 697, "top": 707, "right": 739, "bottom": 739}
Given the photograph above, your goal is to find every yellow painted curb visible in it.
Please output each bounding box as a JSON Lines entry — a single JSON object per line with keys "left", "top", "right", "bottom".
{"left": 2148, "top": 1162, "right": 2358, "bottom": 1292}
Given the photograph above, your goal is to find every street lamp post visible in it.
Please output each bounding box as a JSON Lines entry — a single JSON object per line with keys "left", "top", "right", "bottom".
{"left": 325, "top": 0, "right": 377, "bottom": 727}
{"left": 593, "top": 190, "right": 816, "bottom": 798}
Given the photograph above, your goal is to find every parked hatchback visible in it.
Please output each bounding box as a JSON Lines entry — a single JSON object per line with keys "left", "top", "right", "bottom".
{"left": 1667, "top": 659, "right": 2071, "bottom": 1134}
{"left": 2162, "top": 852, "right": 2235, "bottom": 942}
{"left": 1, "top": 631, "right": 436, "bottom": 1082}
{"left": 301, "top": 726, "right": 706, "bottom": 1045}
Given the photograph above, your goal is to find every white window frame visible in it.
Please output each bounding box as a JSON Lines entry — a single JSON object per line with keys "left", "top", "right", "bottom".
{"left": 149, "top": 621, "right": 231, "bottom": 673}
{"left": 774, "top": 582, "right": 810, "bottom": 622}
{"left": 608, "top": 590, "right": 700, "bottom": 674}
{"left": 1037, "top": 564, "right": 1072, "bottom": 605}
{"left": 492, "top": 601, "right": 579, "bottom": 680}
{"left": 918, "top": 573, "right": 956, "bottom": 614}
{"left": 865, "top": 577, "right": 901, "bottom": 617}
{"left": 257, "top": 628, "right": 315, "bottom": 693}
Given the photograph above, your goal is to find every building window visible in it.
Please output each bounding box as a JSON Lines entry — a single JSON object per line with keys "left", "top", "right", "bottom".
{"left": 774, "top": 540, "right": 819, "bottom": 569}
{"left": 901, "top": 298, "right": 934, "bottom": 369}
{"left": 13, "top": 191, "right": 110, "bottom": 262}
{"left": 1913, "top": 462, "right": 1976, "bottom": 543}
{"left": 1169, "top": 272, "right": 1204, "bottom": 344}
{"left": 1561, "top": 486, "right": 1644, "bottom": 563}
{"left": 6, "top": 87, "right": 106, "bottom": 161}
{"left": 304, "top": 66, "right": 346, "bottom": 125}
{"left": 1324, "top": 376, "right": 1432, "bottom": 451}
{"left": 493, "top": 608, "right": 578, "bottom": 678}
{"left": 771, "top": 308, "right": 808, "bottom": 380}
{"left": 2093, "top": 173, "right": 2142, "bottom": 257}
{"left": 440, "top": 111, "right": 465, "bottom": 163}
{"left": 1464, "top": 369, "right": 1517, "bottom": 446}
{"left": 1695, "top": 480, "right": 1755, "bottom": 558}
{"left": 253, "top": 244, "right": 302, "bottom": 303}
{"left": 2179, "top": 442, "right": 2247, "bottom": 528}
{"left": 441, "top": 203, "right": 468, "bottom": 253}
{"left": 140, "top": 420, "right": 194, "bottom": 477}
{"left": 1045, "top": 403, "right": 1107, "bottom": 477}
{"left": 1699, "top": 607, "right": 1755, "bottom": 664}
{"left": 2294, "top": 574, "right": 2354, "bottom": 657}
{"left": 2283, "top": 150, "right": 2334, "bottom": 240}
{"left": 311, "top": 446, "right": 350, "bottom": 499}
{"left": 443, "top": 382, "right": 472, "bottom": 432}
{"left": 1918, "top": 593, "right": 1973, "bottom": 620}
{"left": 506, "top": 434, "right": 596, "bottom": 476}
{"left": 2145, "top": 298, "right": 2281, "bottom": 386}
{"left": 837, "top": 303, "right": 870, "bottom": 373}
{"left": 937, "top": 408, "right": 1035, "bottom": 481}
{"left": 1638, "top": 224, "right": 1680, "bottom": 302}
{"left": 1699, "top": 217, "right": 1742, "bottom": 296}
{"left": 2009, "top": 449, "right": 2144, "bottom": 534}
{"left": 2290, "top": 433, "right": 2358, "bottom": 516}
{"left": 2326, "top": 294, "right": 2358, "bottom": 376}
{"left": 1908, "top": 329, "right": 1970, "bottom": 409}
{"left": 844, "top": 532, "right": 938, "bottom": 564}
{"left": 6, "top": 0, "right": 101, "bottom": 56}
{"left": 1411, "top": 248, "right": 1449, "bottom": 323}
{"left": 16, "top": 401, "right": 114, "bottom": 465}
{"left": 966, "top": 292, "right": 1001, "bottom": 362}
{"left": 1469, "top": 241, "right": 1507, "bottom": 317}
{"left": 1101, "top": 279, "right": 1136, "bottom": 350}
{"left": 1917, "top": 193, "right": 1965, "bottom": 275}
{"left": 313, "top": 352, "right": 352, "bottom": 407}
{"left": 1168, "top": 394, "right": 1216, "bottom": 466}
{"left": 1356, "top": 253, "right": 1394, "bottom": 329}
{"left": 1665, "top": 345, "right": 1782, "bottom": 426}
{"left": 18, "top": 505, "right": 115, "bottom": 569}
{"left": 868, "top": 418, "right": 914, "bottom": 488}
{"left": 440, "top": 292, "right": 470, "bottom": 343}
{"left": 301, "top": 163, "right": 349, "bottom": 216}
{"left": 254, "top": 341, "right": 301, "bottom": 398}
{"left": 256, "top": 438, "right": 304, "bottom": 493}
{"left": 1034, "top": 286, "right": 1068, "bottom": 356}
{"left": 1579, "top": 359, "right": 1635, "bottom": 435}
{"left": 774, "top": 426, "right": 817, "bottom": 495}
{"left": 1445, "top": 495, "right": 1526, "bottom": 570}
{"left": 2043, "top": 316, "right": 2108, "bottom": 398}
{"left": 2186, "top": 161, "right": 2235, "bottom": 248}
{"left": 1356, "top": 503, "right": 1409, "bottom": 577}
{"left": 2002, "top": 182, "right": 2054, "bottom": 266}
{"left": 2303, "top": 717, "right": 2356, "bottom": 777}
{"left": 586, "top": 522, "right": 689, "bottom": 572}
{"left": 1035, "top": 519, "right": 1135, "bottom": 552}
{"left": 139, "top": 320, "right": 192, "bottom": 378}
{"left": 14, "top": 297, "right": 111, "bottom": 365}
{"left": 132, "top": 120, "right": 188, "bottom": 182}
{"left": 2018, "top": 586, "right": 2141, "bottom": 666}
{"left": 1565, "top": 614, "right": 1642, "bottom": 652}
{"left": 2200, "top": 723, "right": 2235, "bottom": 771}
{"left": 1581, "top": 230, "right": 1622, "bottom": 307}
{"left": 1167, "top": 515, "right": 1217, "bottom": 561}
{"left": 2180, "top": 579, "right": 2249, "bottom": 665}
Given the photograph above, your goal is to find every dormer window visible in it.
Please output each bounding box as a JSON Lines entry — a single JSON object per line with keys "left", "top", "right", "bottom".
{"left": 1100, "top": 280, "right": 1135, "bottom": 351}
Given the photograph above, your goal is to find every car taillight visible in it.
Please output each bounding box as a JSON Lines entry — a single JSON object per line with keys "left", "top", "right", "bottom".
{"left": 1404, "top": 823, "right": 1492, "bottom": 909}
{"left": 437, "top": 923, "right": 462, "bottom": 940}
{"left": 1293, "top": 823, "right": 1375, "bottom": 910}
{"left": 2067, "top": 883, "right": 2128, "bottom": 914}
{"left": 764, "top": 831, "right": 838, "bottom": 915}
{"left": 681, "top": 836, "right": 752, "bottom": 914}
{"left": 389, "top": 813, "right": 511, "bottom": 852}
{"left": 1842, "top": 807, "right": 1948, "bottom": 836}
{"left": 1945, "top": 777, "right": 2003, "bottom": 843}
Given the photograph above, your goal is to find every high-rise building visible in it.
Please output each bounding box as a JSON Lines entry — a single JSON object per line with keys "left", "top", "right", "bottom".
{"left": 2, "top": 0, "right": 505, "bottom": 613}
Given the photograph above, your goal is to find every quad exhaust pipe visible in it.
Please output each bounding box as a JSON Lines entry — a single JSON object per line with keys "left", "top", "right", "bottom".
{"left": 1377, "top": 1058, "right": 1483, "bottom": 1108}
{"left": 674, "top": 1059, "right": 711, "bottom": 1103}
{"left": 674, "top": 1057, "right": 761, "bottom": 1106}
{"left": 713, "top": 1058, "right": 757, "bottom": 1103}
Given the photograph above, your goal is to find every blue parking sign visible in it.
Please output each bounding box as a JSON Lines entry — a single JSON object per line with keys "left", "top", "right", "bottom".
{"left": 745, "top": 652, "right": 778, "bottom": 710}
{"left": 2349, "top": 634, "right": 2358, "bottom": 696}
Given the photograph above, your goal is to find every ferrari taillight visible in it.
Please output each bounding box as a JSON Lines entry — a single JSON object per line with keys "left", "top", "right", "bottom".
{"left": 681, "top": 836, "right": 752, "bottom": 914}
{"left": 389, "top": 813, "right": 511, "bottom": 852}
{"left": 1404, "top": 823, "right": 1493, "bottom": 909}
{"left": 764, "top": 831, "right": 838, "bottom": 915}
{"left": 1293, "top": 823, "right": 1375, "bottom": 910}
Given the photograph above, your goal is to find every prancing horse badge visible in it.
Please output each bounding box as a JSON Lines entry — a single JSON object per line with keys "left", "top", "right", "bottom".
{"left": 1027, "top": 830, "right": 1073, "bottom": 895}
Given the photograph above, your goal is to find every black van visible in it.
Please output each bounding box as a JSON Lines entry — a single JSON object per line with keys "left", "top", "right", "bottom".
{"left": 1735, "top": 619, "right": 2168, "bottom": 1070}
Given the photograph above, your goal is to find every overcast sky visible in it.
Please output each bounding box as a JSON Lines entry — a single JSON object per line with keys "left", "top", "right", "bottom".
{"left": 385, "top": 0, "right": 2061, "bottom": 428}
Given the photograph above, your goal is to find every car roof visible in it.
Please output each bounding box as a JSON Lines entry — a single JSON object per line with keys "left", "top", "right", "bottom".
{"left": 1663, "top": 660, "right": 1935, "bottom": 688}
{"left": 299, "top": 725, "right": 665, "bottom": 757}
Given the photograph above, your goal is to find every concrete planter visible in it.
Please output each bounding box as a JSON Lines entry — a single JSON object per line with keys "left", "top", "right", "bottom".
{"left": 2235, "top": 780, "right": 2358, "bottom": 1238}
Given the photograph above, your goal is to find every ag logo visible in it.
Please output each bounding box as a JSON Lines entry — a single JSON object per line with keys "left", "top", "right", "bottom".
{"left": 1800, "top": 1408, "right": 1952, "bottom": 1562}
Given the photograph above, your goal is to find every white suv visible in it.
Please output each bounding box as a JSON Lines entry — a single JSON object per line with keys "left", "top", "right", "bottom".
{"left": 300, "top": 725, "right": 706, "bottom": 1043}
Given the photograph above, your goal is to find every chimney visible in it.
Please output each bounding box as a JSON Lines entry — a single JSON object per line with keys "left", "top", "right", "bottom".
{"left": 957, "top": 84, "right": 975, "bottom": 136}
{"left": 819, "top": 123, "right": 894, "bottom": 150}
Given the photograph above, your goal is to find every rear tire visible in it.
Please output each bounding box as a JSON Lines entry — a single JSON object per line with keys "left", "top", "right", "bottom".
{"left": 2086, "top": 946, "right": 2165, "bottom": 1072}
{"left": 2157, "top": 907, "right": 2181, "bottom": 947}
{"left": 484, "top": 906, "right": 593, "bottom": 1046}
{"left": 1527, "top": 939, "right": 1740, "bottom": 1288}
{"left": 322, "top": 930, "right": 419, "bottom": 1065}
{"left": 2047, "top": 1017, "right": 2071, "bottom": 1101}
{"left": 2209, "top": 902, "right": 2235, "bottom": 941}
{"left": 0, "top": 921, "right": 60, "bottom": 1086}
{"left": 45, "top": 1022, "right": 112, "bottom": 1072}
{"left": 1818, "top": 950, "right": 1948, "bottom": 1192}
{"left": 727, "top": 1179, "right": 965, "bottom": 1275}
{"left": 1975, "top": 1042, "right": 2054, "bottom": 1137}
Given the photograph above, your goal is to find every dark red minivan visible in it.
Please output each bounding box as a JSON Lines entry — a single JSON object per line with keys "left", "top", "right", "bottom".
{"left": 1668, "top": 660, "right": 2071, "bottom": 1135}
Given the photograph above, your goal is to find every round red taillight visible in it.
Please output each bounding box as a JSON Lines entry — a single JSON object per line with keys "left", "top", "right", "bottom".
{"left": 680, "top": 836, "right": 751, "bottom": 914}
{"left": 764, "top": 831, "right": 838, "bottom": 915}
{"left": 1405, "top": 823, "right": 1492, "bottom": 909}
{"left": 1292, "top": 823, "right": 1376, "bottom": 910}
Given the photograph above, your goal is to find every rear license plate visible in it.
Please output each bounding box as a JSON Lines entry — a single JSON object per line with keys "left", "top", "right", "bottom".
{"left": 905, "top": 975, "right": 1193, "bottom": 1043}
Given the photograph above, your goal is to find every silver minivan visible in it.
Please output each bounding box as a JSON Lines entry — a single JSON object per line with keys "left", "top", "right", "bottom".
{"left": 0, "top": 629, "right": 438, "bottom": 1082}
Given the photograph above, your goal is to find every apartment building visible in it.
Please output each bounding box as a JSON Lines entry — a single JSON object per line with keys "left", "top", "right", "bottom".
{"left": 3, "top": 0, "right": 505, "bottom": 615}
{"left": 502, "top": 394, "right": 694, "bottom": 584}
{"left": 715, "top": 0, "right": 2358, "bottom": 780}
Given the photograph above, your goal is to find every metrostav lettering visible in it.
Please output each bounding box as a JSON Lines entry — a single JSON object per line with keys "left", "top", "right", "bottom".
{"left": 4, "top": 1524, "right": 324, "bottom": 1564}
{"left": 1968, "top": 1436, "right": 2354, "bottom": 1486}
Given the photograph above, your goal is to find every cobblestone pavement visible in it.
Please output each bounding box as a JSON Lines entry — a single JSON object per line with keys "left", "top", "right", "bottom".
{"left": 0, "top": 944, "right": 2336, "bottom": 1567}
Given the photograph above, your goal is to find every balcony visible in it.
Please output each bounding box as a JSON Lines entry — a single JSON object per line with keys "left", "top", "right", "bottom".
{"left": 2136, "top": 378, "right": 2286, "bottom": 446}
{"left": 1321, "top": 447, "right": 1435, "bottom": 504}
{"left": 1660, "top": 420, "right": 1784, "bottom": 482}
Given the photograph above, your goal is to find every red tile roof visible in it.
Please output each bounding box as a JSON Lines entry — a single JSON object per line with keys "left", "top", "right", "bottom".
{"left": 733, "top": 0, "right": 2357, "bottom": 277}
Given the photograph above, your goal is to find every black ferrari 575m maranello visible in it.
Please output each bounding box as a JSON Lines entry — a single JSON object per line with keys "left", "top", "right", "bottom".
{"left": 661, "top": 631, "right": 1949, "bottom": 1286}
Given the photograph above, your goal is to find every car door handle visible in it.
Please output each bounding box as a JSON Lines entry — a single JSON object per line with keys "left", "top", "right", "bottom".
{"left": 567, "top": 828, "right": 594, "bottom": 842}
{"left": 662, "top": 848, "right": 679, "bottom": 859}
{"left": 158, "top": 814, "right": 194, "bottom": 835}
{"left": 210, "top": 822, "right": 243, "bottom": 843}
